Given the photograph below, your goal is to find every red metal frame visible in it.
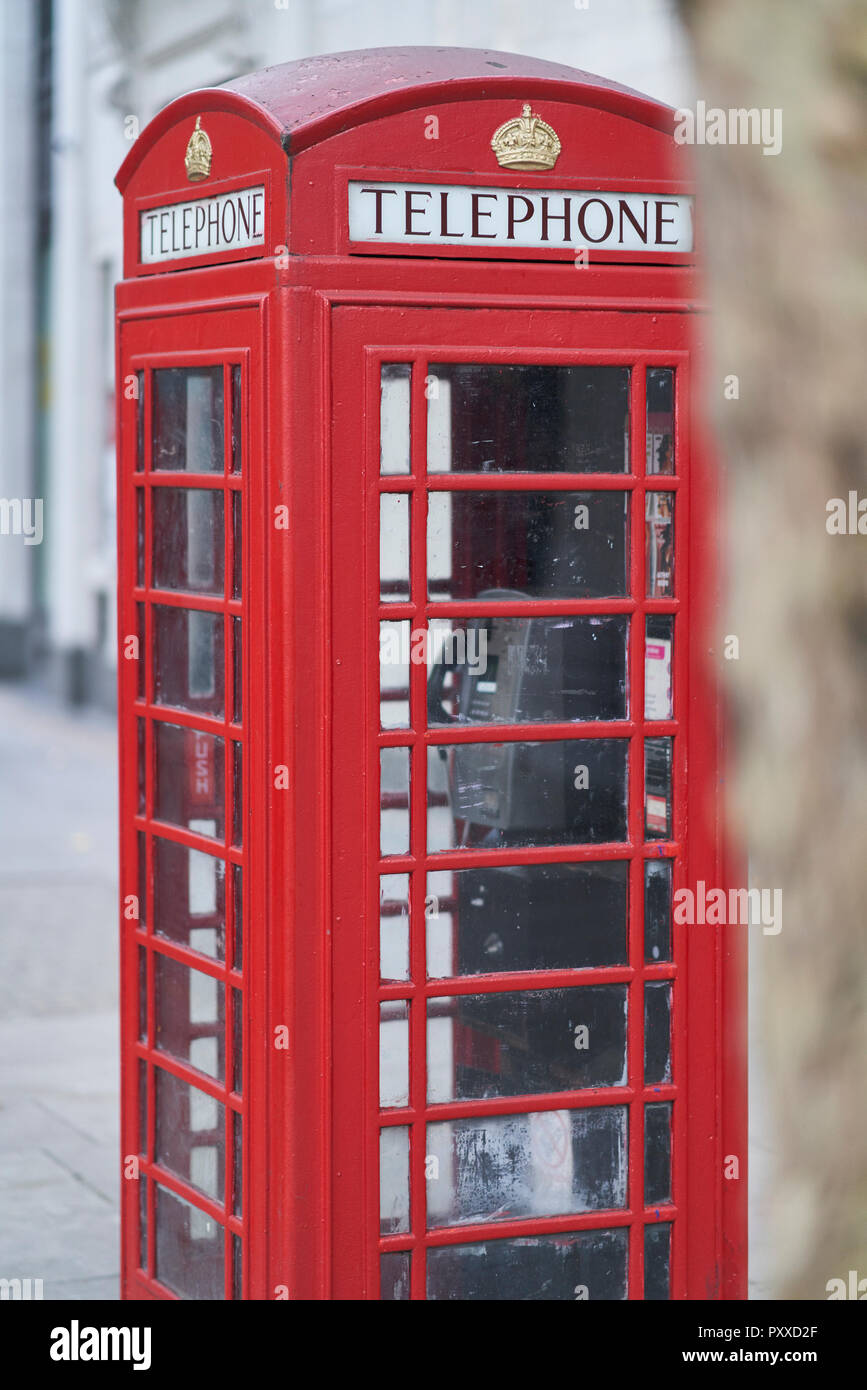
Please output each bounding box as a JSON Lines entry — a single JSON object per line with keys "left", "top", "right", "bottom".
{"left": 115, "top": 47, "right": 745, "bottom": 1301}
{"left": 329, "top": 308, "right": 722, "bottom": 1299}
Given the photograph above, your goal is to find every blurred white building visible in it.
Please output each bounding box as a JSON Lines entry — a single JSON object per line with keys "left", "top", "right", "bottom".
{"left": 0, "top": 0, "right": 692, "bottom": 703}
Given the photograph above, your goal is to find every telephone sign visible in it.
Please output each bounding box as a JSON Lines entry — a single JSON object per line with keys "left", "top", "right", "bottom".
{"left": 347, "top": 182, "right": 694, "bottom": 252}
{"left": 115, "top": 46, "right": 745, "bottom": 1302}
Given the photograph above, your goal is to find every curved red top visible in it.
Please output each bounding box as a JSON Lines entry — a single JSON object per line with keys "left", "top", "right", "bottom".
{"left": 117, "top": 45, "right": 674, "bottom": 192}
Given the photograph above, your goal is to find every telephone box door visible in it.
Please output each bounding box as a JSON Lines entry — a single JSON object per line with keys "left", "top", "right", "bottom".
{"left": 116, "top": 307, "right": 266, "bottom": 1301}
{"left": 330, "top": 304, "right": 730, "bottom": 1300}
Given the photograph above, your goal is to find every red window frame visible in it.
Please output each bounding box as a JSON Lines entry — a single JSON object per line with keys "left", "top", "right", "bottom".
{"left": 116, "top": 307, "right": 266, "bottom": 1301}
{"left": 330, "top": 304, "right": 733, "bottom": 1300}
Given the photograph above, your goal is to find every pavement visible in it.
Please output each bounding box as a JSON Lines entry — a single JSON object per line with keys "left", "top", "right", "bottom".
{"left": 0, "top": 682, "right": 120, "bottom": 1300}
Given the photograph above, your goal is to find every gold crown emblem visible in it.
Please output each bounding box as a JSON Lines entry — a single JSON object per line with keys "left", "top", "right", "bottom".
{"left": 184, "top": 116, "right": 212, "bottom": 182}
{"left": 491, "top": 104, "right": 561, "bottom": 171}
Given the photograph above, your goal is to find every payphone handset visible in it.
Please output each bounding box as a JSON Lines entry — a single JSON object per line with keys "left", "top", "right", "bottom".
{"left": 428, "top": 590, "right": 624, "bottom": 840}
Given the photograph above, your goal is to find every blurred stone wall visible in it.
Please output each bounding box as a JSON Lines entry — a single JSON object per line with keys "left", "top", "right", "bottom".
{"left": 678, "top": 0, "right": 867, "bottom": 1298}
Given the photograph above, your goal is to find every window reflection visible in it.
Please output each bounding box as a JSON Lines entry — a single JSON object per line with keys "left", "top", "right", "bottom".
{"left": 645, "top": 615, "right": 673, "bottom": 720}
{"left": 426, "top": 1106, "right": 628, "bottom": 1227}
{"left": 153, "top": 606, "right": 223, "bottom": 716}
{"left": 427, "top": 1227, "right": 628, "bottom": 1301}
{"left": 645, "top": 737, "right": 673, "bottom": 840}
{"left": 152, "top": 368, "right": 223, "bottom": 473}
{"left": 427, "top": 984, "right": 628, "bottom": 1101}
{"left": 645, "top": 492, "right": 674, "bottom": 597}
{"left": 152, "top": 488, "right": 224, "bottom": 595}
{"left": 646, "top": 369, "right": 674, "bottom": 476}
{"left": 428, "top": 491, "right": 628, "bottom": 601}
{"left": 426, "top": 860, "right": 629, "bottom": 977}
{"left": 427, "top": 614, "right": 628, "bottom": 726}
{"left": 154, "top": 723, "right": 225, "bottom": 841}
{"left": 427, "top": 365, "right": 630, "bottom": 474}
{"left": 380, "top": 365, "right": 411, "bottom": 475}
{"left": 380, "top": 494, "right": 410, "bottom": 602}
{"left": 155, "top": 1068, "right": 224, "bottom": 1202}
{"left": 155, "top": 954, "right": 224, "bottom": 1082}
{"left": 428, "top": 738, "right": 628, "bottom": 851}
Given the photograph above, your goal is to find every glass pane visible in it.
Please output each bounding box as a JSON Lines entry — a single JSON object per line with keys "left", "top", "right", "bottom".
{"left": 380, "top": 621, "right": 410, "bottom": 729}
{"left": 380, "top": 493, "right": 409, "bottom": 602}
{"left": 233, "top": 1234, "right": 242, "bottom": 1300}
{"left": 644, "top": 982, "right": 672, "bottom": 1085}
{"left": 137, "top": 719, "right": 146, "bottom": 815}
{"left": 380, "top": 746, "right": 410, "bottom": 856}
{"left": 380, "top": 1251, "right": 411, "bottom": 1301}
{"left": 380, "top": 364, "right": 411, "bottom": 475}
{"left": 232, "top": 618, "right": 242, "bottom": 723}
{"left": 138, "top": 1059, "right": 147, "bottom": 1156}
{"left": 138, "top": 830, "right": 147, "bottom": 928}
{"left": 645, "top": 492, "right": 674, "bottom": 597}
{"left": 153, "top": 367, "right": 223, "bottom": 473}
{"left": 427, "top": 1227, "right": 628, "bottom": 1301}
{"left": 154, "top": 723, "right": 225, "bottom": 841}
{"left": 232, "top": 1111, "right": 242, "bottom": 1217}
{"left": 154, "top": 835, "right": 225, "bottom": 959}
{"left": 136, "top": 371, "right": 145, "bottom": 471}
{"left": 645, "top": 1102, "right": 672, "bottom": 1205}
{"left": 380, "top": 873, "right": 409, "bottom": 982}
{"left": 232, "top": 742, "right": 243, "bottom": 847}
{"left": 155, "top": 1067, "right": 224, "bottom": 1202}
{"left": 427, "top": 985, "right": 627, "bottom": 1102}
{"left": 153, "top": 606, "right": 224, "bottom": 716}
{"left": 380, "top": 1001, "right": 409, "bottom": 1108}
{"left": 644, "top": 859, "right": 672, "bottom": 963}
{"left": 428, "top": 491, "right": 628, "bottom": 601}
{"left": 426, "top": 861, "right": 628, "bottom": 978}
{"left": 155, "top": 1184, "right": 223, "bottom": 1300}
{"left": 426, "top": 1106, "right": 627, "bottom": 1228}
{"left": 139, "top": 1174, "right": 148, "bottom": 1271}
{"left": 428, "top": 614, "right": 628, "bottom": 725}
{"left": 230, "top": 365, "right": 242, "bottom": 474}
{"left": 136, "top": 489, "right": 145, "bottom": 585}
{"left": 645, "top": 615, "right": 673, "bottom": 720}
{"left": 646, "top": 369, "right": 674, "bottom": 476}
{"left": 644, "top": 1221, "right": 671, "bottom": 1299}
{"left": 152, "top": 488, "right": 224, "bottom": 594}
{"left": 427, "top": 365, "right": 630, "bottom": 474}
{"left": 232, "top": 492, "right": 242, "bottom": 601}
{"left": 136, "top": 603, "right": 145, "bottom": 700}
{"left": 380, "top": 1126, "right": 410, "bottom": 1233}
{"left": 428, "top": 739, "right": 628, "bottom": 851}
{"left": 232, "top": 989, "right": 243, "bottom": 1095}
{"left": 138, "top": 947, "right": 147, "bottom": 1042}
{"left": 645, "top": 737, "right": 673, "bottom": 840}
{"left": 155, "top": 954, "right": 224, "bottom": 1082}
{"left": 232, "top": 865, "right": 243, "bottom": 972}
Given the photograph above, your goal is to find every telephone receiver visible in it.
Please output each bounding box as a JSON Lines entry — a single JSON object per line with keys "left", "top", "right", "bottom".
{"left": 426, "top": 592, "right": 630, "bottom": 841}
{"left": 427, "top": 588, "right": 527, "bottom": 727}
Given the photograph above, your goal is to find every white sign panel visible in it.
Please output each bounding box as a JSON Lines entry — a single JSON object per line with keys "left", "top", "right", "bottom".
{"left": 140, "top": 185, "right": 266, "bottom": 264}
{"left": 349, "top": 181, "right": 693, "bottom": 254}
{"left": 645, "top": 637, "right": 673, "bottom": 721}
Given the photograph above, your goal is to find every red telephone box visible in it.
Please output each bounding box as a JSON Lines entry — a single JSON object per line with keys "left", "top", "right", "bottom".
{"left": 115, "top": 46, "right": 745, "bottom": 1301}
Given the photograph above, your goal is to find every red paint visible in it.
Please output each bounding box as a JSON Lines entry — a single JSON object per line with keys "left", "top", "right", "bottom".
{"left": 115, "top": 46, "right": 745, "bottom": 1302}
